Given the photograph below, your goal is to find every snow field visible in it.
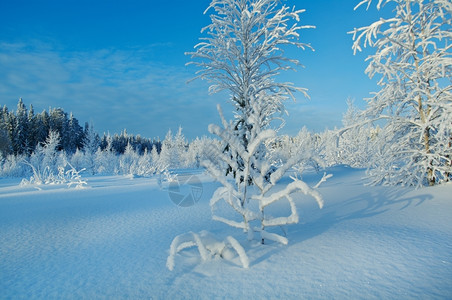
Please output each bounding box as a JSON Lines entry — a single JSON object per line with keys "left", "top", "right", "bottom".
{"left": 1, "top": 167, "right": 451, "bottom": 299}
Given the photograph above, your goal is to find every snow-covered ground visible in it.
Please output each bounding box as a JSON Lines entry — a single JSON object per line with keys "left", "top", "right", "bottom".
{"left": 1, "top": 167, "right": 451, "bottom": 299}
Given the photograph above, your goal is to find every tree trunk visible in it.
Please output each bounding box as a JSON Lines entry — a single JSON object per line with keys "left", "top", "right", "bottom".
{"left": 424, "top": 126, "right": 435, "bottom": 186}
{"left": 446, "top": 133, "right": 451, "bottom": 181}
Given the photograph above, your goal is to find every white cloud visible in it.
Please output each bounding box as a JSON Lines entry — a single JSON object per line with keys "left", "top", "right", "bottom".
{"left": 0, "top": 42, "right": 224, "bottom": 139}
{"left": 0, "top": 42, "right": 338, "bottom": 140}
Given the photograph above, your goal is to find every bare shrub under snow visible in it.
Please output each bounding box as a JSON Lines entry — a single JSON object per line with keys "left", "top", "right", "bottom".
{"left": 19, "top": 131, "right": 87, "bottom": 188}
{"left": 166, "top": 231, "right": 249, "bottom": 271}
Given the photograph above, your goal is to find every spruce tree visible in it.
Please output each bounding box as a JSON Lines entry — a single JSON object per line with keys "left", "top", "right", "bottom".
{"left": 14, "top": 98, "right": 29, "bottom": 154}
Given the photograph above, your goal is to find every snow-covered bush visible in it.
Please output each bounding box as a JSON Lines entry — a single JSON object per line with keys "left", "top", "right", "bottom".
{"left": 183, "top": 136, "right": 221, "bottom": 169}
{"left": 21, "top": 161, "right": 87, "bottom": 188}
{"left": 20, "top": 130, "right": 87, "bottom": 188}
{"left": 332, "top": 99, "right": 379, "bottom": 168}
{"left": 64, "top": 164, "right": 88, "bottom": 189}
{"left": 0, "top": 153, "right": 29, "bottom": 178}
{"left": 134, "top": 149, "right": 157, "bottom": 176}
{"left": 271, "top": 127, "right": 325, "bottom": 173}
{"left": 315, "top": 129, "right": 339, "bottom": 168}
{"left": 118, "top": 144, "right": 164, "bottom": 177}
{"left": 70, "top": 148, "right": 86, "bottom": 171}
{"left": 27, "top": 130, "right": 62, "bottom": 175}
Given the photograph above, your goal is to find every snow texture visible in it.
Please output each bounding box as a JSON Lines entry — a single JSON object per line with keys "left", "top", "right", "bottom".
{"left": 1, "top": 167, "right": 451, "bottom": 299}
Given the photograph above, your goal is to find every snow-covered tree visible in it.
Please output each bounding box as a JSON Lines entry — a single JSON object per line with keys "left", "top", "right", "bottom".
{"left": 82, "top": 123, "right": 100, "bottom": 175}
{"left": 271, "top": 127, "right": 325, "bottom": 173}
{"left": 187, "top": 0, "right": 314, "bottom": 176}
{"left": 0, "top": 107, "right": 11, "bottom": 157}
{"left": 26, "top": 104, "right": 37, "bottom": 154}
{"left": 173, "top": 127, "right": 190, "bottom": 168}
{"left": 159, "top": 130, "right": 173, "bottom": 170}
{"left": 0, "top": 127, "right": 11, "bottom": 158}
{"left": 0, "top": 153, "right": 28, "bottom": 178}
{"left": 185, "top": 136, "right": 217, "bottom": 168}
{"left": 70, "top": 148, "right": 86, "bottom": 171}
{"left": 134, "top": 148, "right": 158, "bottom": 176}
{"left": 30, "top": 130, "right": 61, "bottom": 175}
{"left": 21, "top": 130, "right": 86, "bottom": 187}
{"left": 24, "top": 130, "right": 69, "bottom": 185}
{"left": 158, "top": 128, "right": 189, "bottom": 169}
{"left": 205, "top": 105, "right": 325, "bottom": 245}
{"left": 335, "top": 99, "right": 379, "bottom": 168}
{"left": 65, "top": 113, "right": 84, "bottom": 154}
{"left": 95, "top": 134, "right": 118, "bottom": 175}
{"left": 351, "top": 0, "right": 452, "bottom": 186}
{"left": 34, "top": 110, "right": 50, "bottom": 148}
{"left": 13, "top": 98, "right": 29, "bottom": 155}
{"left": 184, "top": 0, "right": 323, "bottom": 246}
{"left": 151, "top": 145, "right": 160, "bottom": 167}
{"left": 119, "top": 142, "right": 140, "bottom": 175}
{"left": 168, "top": 0, "right": 324, "bottom": 269}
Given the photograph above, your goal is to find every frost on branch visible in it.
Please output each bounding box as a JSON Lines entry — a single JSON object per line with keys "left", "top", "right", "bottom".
{"left": 166, "top": 231, "right": 249, "bottom": 270}
{"left": 204, "top": 104, "right": 326, "bottom": 245}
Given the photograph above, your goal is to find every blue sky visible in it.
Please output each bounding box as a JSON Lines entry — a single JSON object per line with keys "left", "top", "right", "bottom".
{"left": 0, "top": 0, "right": 386, "bottom": 140}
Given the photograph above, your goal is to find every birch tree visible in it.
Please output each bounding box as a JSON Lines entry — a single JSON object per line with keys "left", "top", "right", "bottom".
{"left": 351, "top": 0, "right": 452, "bottom": 186}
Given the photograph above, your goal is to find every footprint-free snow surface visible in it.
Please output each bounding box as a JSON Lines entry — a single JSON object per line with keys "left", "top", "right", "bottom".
{"left": 1, "top": 167, "right": 451, "bottom": 299}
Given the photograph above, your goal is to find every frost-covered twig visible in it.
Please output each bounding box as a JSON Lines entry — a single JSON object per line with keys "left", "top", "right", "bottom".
{"left": 166, "top": 231, "right": 250, "bottom": 270}
{"left": 21, "top": 159, "right": 88, "bottom": 189}
{"left": 65, "top": 162, "right": 87, "bottom": 189}
{"left": 314, "top": 172, "right": 333, "bottom": 189}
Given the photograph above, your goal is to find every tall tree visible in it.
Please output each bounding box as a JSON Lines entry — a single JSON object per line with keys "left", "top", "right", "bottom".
{"left": 27, "top": 104, "right": 37, "bottom": 154}
{"left": 82, "top": 123, "right": 100, "bottom": 175}
{"left": 187, "top": 0, "right": 323, "bottom": 245}
{"left": 351, "top": 0, "right": 452, "bottom": 186}
{"left": 0, "top": 106, "right": 12, "bottom": 156}
{"left": 14, "top": 98, "right": 29, "bottom": 154}
{"left": 66, "top": 112, "right": 84, "bottom": 153}
{"left": 35, "top": 110, "right": 50, "bottom": 147}
{"left": 49, "top": 108, "right": 68, "bottom": 151}
{"left": 187, "top": 0, "right": 314, "bottom": 176}
{"left": 187, "top": 0, "right": 313, "bottom": 164}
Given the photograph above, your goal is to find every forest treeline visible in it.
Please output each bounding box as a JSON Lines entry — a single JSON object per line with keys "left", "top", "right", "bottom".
{"left": 0, "top": 97, "right": 449, "bottom": 187}
{"left": 0, "top": 99, "right": 161, "bottom": 156}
